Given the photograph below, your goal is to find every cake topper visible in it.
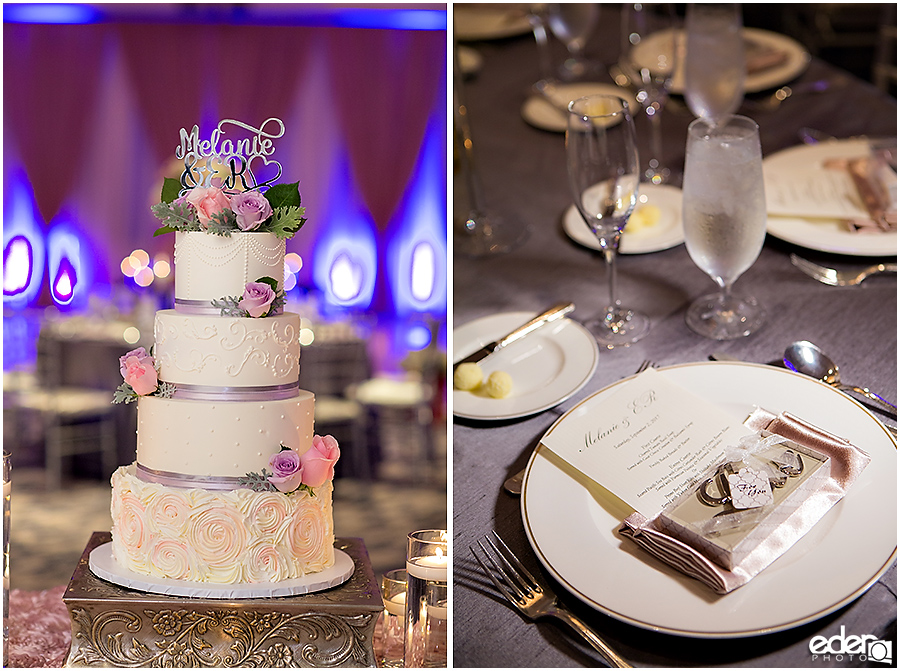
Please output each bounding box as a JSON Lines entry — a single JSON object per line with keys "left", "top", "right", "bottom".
{"left": 150, "top": 117, "right": 306, "bottom": 240}
{"left": 176, "top": 118, "right": 285, "bottom": 194}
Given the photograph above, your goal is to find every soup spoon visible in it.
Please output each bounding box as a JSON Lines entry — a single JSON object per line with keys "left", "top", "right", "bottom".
{"left": 783, "top": 341, "right": 897, "bottom": 417}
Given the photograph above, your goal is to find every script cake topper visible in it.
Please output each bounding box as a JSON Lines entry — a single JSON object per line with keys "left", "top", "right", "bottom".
{"left": 175, "top": 117, "right": 286, "bottom": 195}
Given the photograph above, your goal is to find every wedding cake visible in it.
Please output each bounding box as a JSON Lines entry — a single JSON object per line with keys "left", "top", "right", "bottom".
{"left": 109, "top": 119, "right": 341, "bottom": 585}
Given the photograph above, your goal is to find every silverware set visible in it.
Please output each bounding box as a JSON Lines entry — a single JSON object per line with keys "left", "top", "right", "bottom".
{"left": 471, "top": 532, "right": 631, "bottom": 668}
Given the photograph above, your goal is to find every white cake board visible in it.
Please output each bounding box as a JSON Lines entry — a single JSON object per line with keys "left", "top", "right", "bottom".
{"left": 89, "top": 542, "right": 355, "bottom": 599}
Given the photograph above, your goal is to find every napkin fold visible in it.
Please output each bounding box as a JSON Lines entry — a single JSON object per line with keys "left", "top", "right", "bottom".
{"left": 619, "top": 408, "right": 871, "bottom": 594}
{"left": 744, "top": 37, "right": 788, "bottom": 74}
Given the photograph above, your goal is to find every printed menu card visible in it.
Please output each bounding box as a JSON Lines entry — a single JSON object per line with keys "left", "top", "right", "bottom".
{"left": 541, "top": 368, "right": 751, "bottom": 518}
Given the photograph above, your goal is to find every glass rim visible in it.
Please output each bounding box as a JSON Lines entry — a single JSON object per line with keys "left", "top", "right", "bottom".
{"left": 687, "top": 114, "right": 759, "bottom": 139}
{"left": 567, "top": 94, "right": 630, "bottom": 119}
{"left": 407, "top": 529, "right": 447, "bottom": 543}
{"left": 381, "top": 568, "right": 408, "bottom": 585}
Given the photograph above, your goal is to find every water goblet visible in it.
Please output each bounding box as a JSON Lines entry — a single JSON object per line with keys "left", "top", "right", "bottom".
{"left": 547, "top": 3, "right": 600, "bottom": 81}
{"left": 619, "top": 2, "right": 678, "bottom": 184}
{"left": 566, "top": 94, "right": 649, "bottom": 347}
{"left": 684, "top": 3, "right": 745, "bottom": 126}
{"left": 682, "top": 114, "right": 766, "bottom": 340}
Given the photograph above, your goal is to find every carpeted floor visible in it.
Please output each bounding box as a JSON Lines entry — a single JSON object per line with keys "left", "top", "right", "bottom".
{"left": 8, "top": 467, "right": 447, "bottom": 591}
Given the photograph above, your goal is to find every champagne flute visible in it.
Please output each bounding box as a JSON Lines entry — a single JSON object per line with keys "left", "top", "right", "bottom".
{"left": 619, "top": 3, "right": 678, "bottom": 184}
{"left": 453, "top": 39, "right": 527, "bottom": 256}
{"left": 682, "top": 115, "right": 766, "bottom": 340}
{"left": 684, "top": 3, "right": 745, "bottom": 126}
{"left": 566, "top": 94, "right": 649, "bottom": 347}
{"left": 547, "top": 3, "right": 600, "bottom": 81}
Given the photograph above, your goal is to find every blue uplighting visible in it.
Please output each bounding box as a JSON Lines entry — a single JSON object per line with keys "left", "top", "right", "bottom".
{"left": 4, "top": 3, "right": 100, "bottom": 24}
{"left": 330, "top": 9, "right": 446, "bottom": 31}
{"left": 2, "top": 4, "right": 445, "bottom": 30}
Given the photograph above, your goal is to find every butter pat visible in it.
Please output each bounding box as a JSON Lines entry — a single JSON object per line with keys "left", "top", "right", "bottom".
{"left": 453, "top": 362, "right": 483, "bottom": 391}
{"left": 484, "top": 371, "right": 513, "bottom": 398}
{"left": 625, "top": 204, "right": 661, "bottom": 233}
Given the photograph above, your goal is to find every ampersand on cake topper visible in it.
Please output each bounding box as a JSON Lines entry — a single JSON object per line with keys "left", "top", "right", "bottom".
{"left": 175, "top": 118, "right": 285, "bottom": 194}
{"left": 150, "top": 117, "right": 306, "bottom": 240}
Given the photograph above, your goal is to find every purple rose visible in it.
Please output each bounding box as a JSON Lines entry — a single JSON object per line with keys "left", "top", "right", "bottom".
{"left": 230, "top": 191, "right": 273, "bottom": 231}
{"left": 238, "top": 281, "right": 276, "bottom": 318}
{"left": 267, "top": 449, "right": 303, "bottom": 493}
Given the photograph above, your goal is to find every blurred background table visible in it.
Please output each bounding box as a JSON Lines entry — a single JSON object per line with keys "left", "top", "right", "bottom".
{"left": 452, "top": 3, "right": 896, "bottom": 667}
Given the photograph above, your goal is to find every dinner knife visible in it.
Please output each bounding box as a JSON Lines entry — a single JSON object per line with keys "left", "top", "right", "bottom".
{"left": 454, "top": 302, "right": 575, "bottom": 370}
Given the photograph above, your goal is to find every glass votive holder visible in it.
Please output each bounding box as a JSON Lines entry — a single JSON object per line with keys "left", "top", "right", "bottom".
{"left": 404, "top": 530, "right": 448, "bottom": 668}
{"left": 379, "top": 569, "right": 407, "bottom": 668}
{"left": 3, "top": 451, "right": 10, "bottom": 668}
{"left": 424, "top": 580, "right": 447, "bottom": 667}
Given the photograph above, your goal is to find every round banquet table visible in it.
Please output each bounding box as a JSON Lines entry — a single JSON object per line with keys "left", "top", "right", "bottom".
{"left": 452, "top": 6, "right": 896, "bottom": 668}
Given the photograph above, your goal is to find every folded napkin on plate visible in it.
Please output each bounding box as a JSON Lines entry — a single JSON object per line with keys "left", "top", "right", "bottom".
{"left": 619, "top": 408, "right": 871, "bottom": 594}
{"left": 744, "top": 36, "right": 788, "bottom": 74}
{"left": 824, "top": 149, "right": 897, "bottom": 232}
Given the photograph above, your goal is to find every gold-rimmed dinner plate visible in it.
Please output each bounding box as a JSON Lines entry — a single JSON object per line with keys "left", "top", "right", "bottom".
{"left": 632, "top": 27, "right": 810, "bottom": 94}
{"left": 522, "top": 361, "right": 896, "bottom": 637}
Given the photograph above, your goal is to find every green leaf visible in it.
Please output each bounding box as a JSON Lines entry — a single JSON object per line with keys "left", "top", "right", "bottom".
{"left": 112, "top": 382, "right": 138, "bottom": 405}
{"left": 206, "top": 210, "right": 237, "bottom": 237}
{"left": 264, "top": 182, "right": 301, "bottom": 210}
{"left": 265, "top": 206, "right": 306, "bottom": 240}
{"left": 255, "top": 276, "right": 279, "bottom": 292}
{"left": 160, "top": 177, "right": 183, "bottom": 204}
{"left": 153, "top": 225, "right": 177, "bottom": 238}
{"left": 151, "top": 201, "right": 201, "bottom": 234}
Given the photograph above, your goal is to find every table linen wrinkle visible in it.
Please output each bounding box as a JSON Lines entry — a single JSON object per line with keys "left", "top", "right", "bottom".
{"left": 453, "top": 8, "right": 895, "bottom": 667}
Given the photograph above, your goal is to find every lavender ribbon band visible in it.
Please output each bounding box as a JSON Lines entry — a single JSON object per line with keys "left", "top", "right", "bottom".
{"left": 171, "top": 381, "right": 299, "bottom": 401}
{"left": 136, "top": 463, "right": 245, "bottom": 490}
{"left": 174, "top": 298, "right": 284, "bottom": 316}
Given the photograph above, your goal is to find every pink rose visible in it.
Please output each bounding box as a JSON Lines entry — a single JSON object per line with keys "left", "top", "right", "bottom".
{"left": 119, "top": 347, "right": 158, "bottom": 396}
{"left": 119, "top": 347, "right": 153, "bottom": 377}
{"left": 230, "top": 191, "right": 273, "bottom": 231}
{"left": 300, "top": 435, "right": 340, "bottom": 488}
{"left": 185, "top": 186, "right": 230, "bottom": 228}
{"left": 268, "top": 449, "right": 303, "bottom": 493}
{"left": 238, "top": 281, "right": 276, "bottom": 318}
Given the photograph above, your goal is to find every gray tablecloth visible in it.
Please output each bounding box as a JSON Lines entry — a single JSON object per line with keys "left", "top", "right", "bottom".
{"left": 452, "top": 14, "right": 897, "bottom": 669}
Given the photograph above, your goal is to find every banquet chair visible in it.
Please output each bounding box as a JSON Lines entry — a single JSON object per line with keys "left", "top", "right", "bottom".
{"left": 13, "top": 329, "right": 121, "bottom": 488}
{"left": 297, "top": 337, "right": 371, "bottom": 478}
{"left": 349, "top": 377, "right": 438, "bottom": 484}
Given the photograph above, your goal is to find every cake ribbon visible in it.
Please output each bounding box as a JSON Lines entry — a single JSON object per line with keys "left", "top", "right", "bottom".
{"left": 171, "top": 381, "right": 299, "bottom": 401}
{"left": 618, "top": 407, "right": 872, "bottom": 594}
{"left": 175, "top": 298, "right": 284, "bottom": 316}
{"left": 135, "top": 463, "right": 246, "bottom": 490}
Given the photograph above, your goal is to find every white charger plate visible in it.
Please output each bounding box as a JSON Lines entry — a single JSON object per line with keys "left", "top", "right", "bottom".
{"left": 453, "top": 312, "right": 599, "bottom": 421}
{"left": 563, "top": 183, "right": 684, "bottom": 254}
{"left": 522, "top": 361, "right": 896, "bottom": 637}
{"left": 632, "top": 27, "right": 810, "bottom": 94}
{"left": 521, "top": 83, "right": 636, "bottom": 133}
{"left": 763, "top": 139, "right": 897, "bottom": 257}
{"left": 90, "top": 543, "right": 355, "bottom": 599}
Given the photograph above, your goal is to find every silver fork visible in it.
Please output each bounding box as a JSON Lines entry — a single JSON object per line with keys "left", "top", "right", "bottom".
{"left": 471, "top": 532, "right": 631, "bottom": 668}
{"left": 791, "top": 254, "right": 898, "bottom": 287}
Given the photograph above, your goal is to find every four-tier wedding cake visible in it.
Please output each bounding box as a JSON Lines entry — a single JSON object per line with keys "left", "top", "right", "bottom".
{"left": 109, "top": 118, "right": 341, "bottom": 585}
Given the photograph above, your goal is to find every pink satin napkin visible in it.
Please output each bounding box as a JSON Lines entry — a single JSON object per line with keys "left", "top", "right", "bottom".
{"left": 619, "top": 408, "right": 871, "bottom": 594}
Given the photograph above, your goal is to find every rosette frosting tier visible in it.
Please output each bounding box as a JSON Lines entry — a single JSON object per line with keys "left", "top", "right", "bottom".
{"left": 111, "top": 466, "right": 335, "bottom": 584}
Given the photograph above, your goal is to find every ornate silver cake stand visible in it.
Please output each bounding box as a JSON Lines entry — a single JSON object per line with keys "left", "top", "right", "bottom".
{"left": 63, "top": 532, "right": 382, "bottom": 668}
